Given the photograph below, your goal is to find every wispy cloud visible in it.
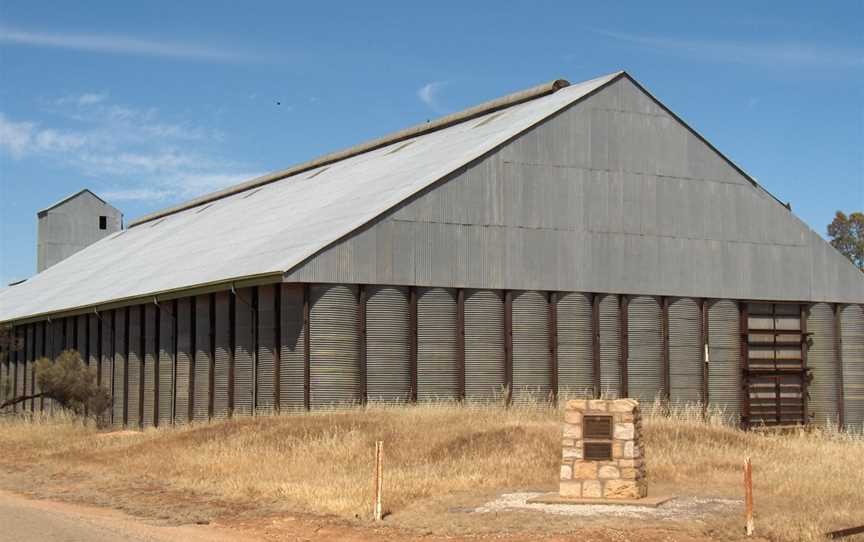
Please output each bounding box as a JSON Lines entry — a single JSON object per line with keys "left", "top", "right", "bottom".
{"left": 591, "top": 29, "right": 864, "bottom": 69}
{"left": 0, "top": 26, "right": 254, "bottom": 62}
{"left": 0, "top": 92, "right": 259, "bottom": 203}
{"left": 417, "top": 81, "right": 448, "bottom": 113}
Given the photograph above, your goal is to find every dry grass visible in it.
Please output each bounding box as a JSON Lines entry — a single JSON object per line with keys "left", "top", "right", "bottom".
{"left": 0, "top": 401, "right": 862, "bottom": 541}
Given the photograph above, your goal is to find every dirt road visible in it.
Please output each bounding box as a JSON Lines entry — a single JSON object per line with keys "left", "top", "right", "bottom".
{"left": 0, "top": 490, "right": 251, "bottom": 542}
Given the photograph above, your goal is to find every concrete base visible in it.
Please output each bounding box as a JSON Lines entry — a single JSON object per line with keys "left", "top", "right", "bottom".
{"left": 526, "top": 493, "right": 675, "bottom": 508}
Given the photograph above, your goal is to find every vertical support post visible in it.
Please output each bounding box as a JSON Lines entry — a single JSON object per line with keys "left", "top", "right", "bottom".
{"left": 661, "top": 296, "right": 670, "bottom": 404}
{"left": 456, "top": 288, "right": 466, "bottom": 402}
{"left": 251, "top": 287, "right": 258, "bottom": 414}
{"left": 739, "top": 302, "right": 750, "bottom": 430}
{"left": 188, "top": 300, "right": 196, "bottom": 424}
{"left": 209, "top": 294, "right": 217, "bottom": 420}
{"left": 373, "top": 441, "right": 384, "bottom": 521}
{"left": 744, "top": 457, "right": 754, "bottom": 536}
{"left": 303, "top": 284, "right": 311, "bottom": 411}
{"left": 549, "top": 291, "right": 559, "bottom": 404}
{"left": 620, "top": 295, "right": 629, "bottom": 398}
{"left": 800, "top": 304, "right": 809, "bottom": 426}
{"left": 273, "top": 285, "right": 281, "bottom": 412}
{"left": 171, "top": 301, "right": 177, "bottom": 425}
{"left": 358, "top": 285, "right": 367, "bottom": 405}
{"left": 409, "top": 286, "right": 418, "bottom": 403}
{"left": 153, "top": 303, "right": 160, "bottom": 426}
{"left": 833, "top": 303, "right": 845, "bottom": 429}
{"left": 591, "top": 294, "right": 601, "bottom": 399}
{"left": 701, "top": 298, "right": 710, "bottom": 420}
{"left": 503, "top": 290, "right": 513, "bottom": 406}
{"left": 228, "top": 294, "right": 236, "bottom": 417}
{"left": 124, "top": 306, "right": 131, "bottom": 427}
{"left": 139, "top": 305, "right": 146, "bottom": 428}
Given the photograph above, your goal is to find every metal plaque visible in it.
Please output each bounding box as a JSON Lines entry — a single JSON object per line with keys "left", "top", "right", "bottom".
{"left": 584, "top": 442, "right": 613, "bottom": 461}
{"left": 584, "top": 415, "right": 613, "bottom": 439}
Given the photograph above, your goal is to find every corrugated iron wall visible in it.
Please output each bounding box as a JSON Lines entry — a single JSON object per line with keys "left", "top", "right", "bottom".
{"left": 127, "top": 306, "right": 142, "bottom": 429}
{"left": 213, "top": 291, "right": 232, "bottom": 419}
{"left": 598, "top": 294, "right": 621, "bottom": 398}
{"left": 416, "top": 287, "right": 459, "bottom": 401}
{"left": 24, "top": 325, "right": 33, "bottom": 412}
{"left": 464, "top": 289, "right": 505, "bottom": 402}
{"left": 112, "top": 308, "right": 127, "bottom": 427}
{"left": 668, "top": 297, "right": 703, "bottom": 405}
{"left": 627, "top": 295, "right": 663, "bottom": 404}
{"left": 279, "top": 285, "right": 305, "bottom": 410}
{"left": 511, "top": 290, "right": 551, "bottom": 403}
{"left": 157, "top": 302, "right": 175, "bottom": 426}
{"left": 174, "top": 298, "right": 192, "bottom": 425}
{"left": 309, "top": 284, "right": 360, "bottom": 407}
{"left": 808, "top": 303, "right": 838, "bottom": 427}
{"left": 708, "top": 299, "right": 740, "bottom": 421}
{"left": 233, "top": 287, "right": 255, "bottom": 416}
{"left": 193, "top": 295, "right": 212, "bottom": 422}
{"left": 256, "top": 285, "right": 277, "bottom": 414}
{"left": 841, "top": 304, "right": 864, "bottom": 431}
{"left": 142, "top": 305, "right": 157, "bottom": 428}
{"left": 556, "top": 292, "right": 594, "bottom": 398}
{"left": 366, "top": 285, "right": 411, "bottom": 403}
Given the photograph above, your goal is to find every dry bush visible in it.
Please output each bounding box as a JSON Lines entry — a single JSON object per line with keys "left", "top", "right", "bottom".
{"left": 0, "top": 401, "right": 861, "bottom": 541}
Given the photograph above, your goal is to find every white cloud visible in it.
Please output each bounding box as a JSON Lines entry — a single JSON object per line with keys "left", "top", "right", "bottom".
{"left": 0, "top": 113, "right": 36, "bottom": 158}
{"left": 0, "top": 26, "right": 253, "bottom": 62}
{"left": 417, "top": 81, "right": 447, "bottom": 113}
{"left": 100, "top": 188, "right": 173, "bottom": 202}
{"left": 590, "top": 29, "right": 864, "bottom": 69}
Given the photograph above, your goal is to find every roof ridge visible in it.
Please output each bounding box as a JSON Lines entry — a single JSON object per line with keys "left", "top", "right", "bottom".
{"left": 38, "top": 188, "right": 107, "bottom": 215}
{"left": 128, "top": 78, "right": 573, "bottom": 228}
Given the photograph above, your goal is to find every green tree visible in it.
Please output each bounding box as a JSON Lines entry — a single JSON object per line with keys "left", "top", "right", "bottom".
{"left": 827, "top": 211, "right": 864, "bottom": 271}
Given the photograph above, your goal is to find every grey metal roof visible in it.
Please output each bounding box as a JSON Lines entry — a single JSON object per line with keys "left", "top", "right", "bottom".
{"left": 0, "top": 72, "right": 621, "bottom": 322}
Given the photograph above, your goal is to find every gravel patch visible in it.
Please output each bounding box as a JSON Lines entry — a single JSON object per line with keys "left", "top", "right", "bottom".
{"left": 471, "top": 492, "right": 741, "bottom": 520}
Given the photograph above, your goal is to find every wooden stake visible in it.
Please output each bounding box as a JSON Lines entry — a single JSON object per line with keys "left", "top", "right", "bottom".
{"left": 374, "top": 441, "right": 384, "bottom": 521}
{"left": 744, "top": 457, "right": 754, "bottom": 536}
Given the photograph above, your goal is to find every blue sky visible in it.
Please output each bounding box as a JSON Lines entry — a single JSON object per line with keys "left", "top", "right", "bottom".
{"left": 0, "top": 1, "right": 861, "bottom": 285}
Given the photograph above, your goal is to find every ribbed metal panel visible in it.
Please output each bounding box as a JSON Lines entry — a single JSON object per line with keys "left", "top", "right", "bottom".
{"left": 14, "top": 330, "right": 23, "bottom": 407}
{"left": 257, "top": 285, "right": 277, "bottom": 413}
{"left": 808, "top": 303, "right": 838, "bottom": 427}
{"left": 708, "top": 299, "right": 740, "bottom": 420}
{"left": 417, "top": 287, "right": 459, "bottom": 401}
{"left": 0, "top": 351, "right": 6, "bottom": 406}
{"left": 24, "top": 325, "right": 34, "bottom": 411}
{"left": 841, "top": 304, "right": 864, "bottom": 432}
{"left": 99, "top": 312, "right": 113, "bottom": 422}
{"left": 112, "top": 309, "right": 127, "bottom": 427}
{"left": 76, "top": 316, "right": 87, "bottom": 361}
{"left": 309, "top": 284, "right": 360, "bottom": 408}
{"left": 279, "top": 285, "right": 306, "bottom": 410}
{"left": 668, "top": 297, "right": 703, "bottom": 404}
{"left": 142, "top": 305, "right": 157, "bottom": 428}
{"left": 213, "top": 291, "right": 231, "bottom": 419}
{"left": 34, "top": 321, "right": 44, "bottom": 412}
{"left": 157, "top": 303, "right": 175, "bottom": 426}
{"left": 233, "top": 288, "right": 255, "bottom": 416}
{"left": 64, "top": 317, "right": 74, "bottom": 350}
{"left": 556, "top": 292, "right": 594, "bottom": 398}
{"left": 366, "top": 285, "right": 411, "bottom": 403}
{"left": 511, "top": 290, "right": 551, "bottom": 403}
{"left": 598, "top": 294, "right": 621, "bottom": 398}
{"left": 87, "top": 315, "right": 98, "bottom": 370}
{"left": 51, "top": 319, "right": 64, "bottom": 359}
{"left": 627, "top": 296, "right": 663, "bottom": 403}
{"left": 174, "top": 298, "right": 192, "bottom": 425}
{"left": 193, "top": 295, "right": 212, "bottom": 422}
{"left": 464, "top": 289, "right": 505, "bottom": 402}
{"left": 127, "top": 306, "right": 142, "bottom": 429}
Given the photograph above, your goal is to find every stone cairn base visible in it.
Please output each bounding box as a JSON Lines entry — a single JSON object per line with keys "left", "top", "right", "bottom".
{"left": 560, "top": 399, "right": 647, "bottom": 499}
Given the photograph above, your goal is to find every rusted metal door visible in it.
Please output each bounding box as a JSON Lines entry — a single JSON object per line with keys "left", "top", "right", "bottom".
{"left": 743, "top": 303, "right": 808, "bottom": 427}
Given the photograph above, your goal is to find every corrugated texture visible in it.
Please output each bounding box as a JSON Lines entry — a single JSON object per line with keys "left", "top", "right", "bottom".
{"left": 627, "top": 296, "right": 663, "bottom": 403}
{"left": 464, "top": 289, "right": 505, "bottom": 402}
{"left": 34, "top": 321, "right": 45, "bottom": 412}
{"left": 280, "top": 285, "right": 306, "bottom": 410}
{"left": 233, "top": 288, "right": 255, "bottom": 416}
{"left": 0, "top": 349, "right": 7, "bottom": 405}
{"left": 193, "top": 295, "right": 211, "bottom": 422}
{"left": 841, "top": 304, "right": 864, "bottom": 432}
{"left": 65, "top": 317, "right": 74, "bottom": 350}
{"left": 112, "top": 308, "right": 127, "bottom": 427}
{"left": 309, "top": 284, "right": 360, "bottom": 407}
{"left": 668, "top": 297, "right": 703, "bottom": 404}
{"left": 416, "top": 287, "right": 459, "bottom": 401}
{"left": 87, "top": 315, "right": 99, "bottom": 370}
{"left": 0, "top": 74, "right": 624, "bottom": 323}
{"left": 257, "top": 285, "right": 277, "bottom": 413}
{"left": 511, "top": 290, "right": 551, "bottom": 403}
{"left": 598, "top": 294, "right": 621, "bottom": 398}
{"left": 157, "top": 303, "right": 174, "bottom": 426}
{"left": 213, "top": 291, "right": 231, "bottom": 419}
{"left": 142, "top": 304, "right": 157, "bottom": 427}
{"left": 708, "top": 299, "right": 740, "bottom": 421}
{"left": 807, "top": 303, "right": 838, "bottom": 427}
{"left": 75, "top": 316, "right": 87, "bottom": 361}
{"left": 24, "top": 325, "right": 33, "bottom": 411}
{"left": 174, "top": 298, "right": 192, "bottom": 425}
{"left": 127, "top": 306, "right": 142, "bottom": 428}
{"left": 13, "top": 330, "right": 23, "bottom": 408}
{"left": 99, "top": 312, "right": 113, "bottom": 423}
{"left": 366, "top": 285, "right": 411, "bottom": 403}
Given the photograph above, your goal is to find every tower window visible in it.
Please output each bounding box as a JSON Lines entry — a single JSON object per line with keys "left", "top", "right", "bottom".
{"left": 99, "top": 216, "right": 107, "bottom": 230}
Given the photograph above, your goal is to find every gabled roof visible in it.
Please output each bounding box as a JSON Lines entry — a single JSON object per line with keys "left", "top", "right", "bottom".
{"left": 0, "top": 72, "right": 621, "bottom": 322}
{"left": 37, "top": 188, "right": 109, "bottom": 216}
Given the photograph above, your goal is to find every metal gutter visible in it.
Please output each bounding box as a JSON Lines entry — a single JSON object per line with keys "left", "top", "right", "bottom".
{"left": 129, "top": 79, "right": 571, "bottom": 227}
